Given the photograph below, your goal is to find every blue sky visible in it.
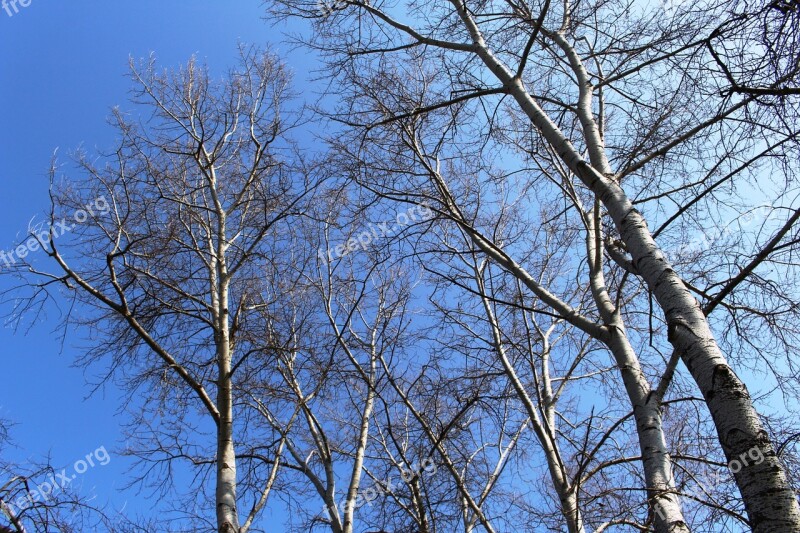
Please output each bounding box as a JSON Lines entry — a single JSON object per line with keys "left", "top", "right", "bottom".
{"left": 0, "top": 1, "right": 318, "bottom": 526}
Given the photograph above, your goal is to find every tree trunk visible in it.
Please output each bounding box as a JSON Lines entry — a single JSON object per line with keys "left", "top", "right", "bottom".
{"left": 606, "top": 329, "right": 689, "bottom": 533}
{"left": 216, "top": 283, "right": 240, "bottom": 533}
{"left": 599, "top": 184, "right": 800, "bottom": 533}
{"left": 213, "top": 191, "right": 240, "bottom": 533}
{"left": 341, "top": 360, "right": 376, "bottom": 533}
{"left": 216, "top": 373, "right": 240, "bottom": 533}
{"left": 452, "top": 5, "right": 800, "bottom": 530}
{"left": 587, "top": 205, "right": 689, "bottom": 533}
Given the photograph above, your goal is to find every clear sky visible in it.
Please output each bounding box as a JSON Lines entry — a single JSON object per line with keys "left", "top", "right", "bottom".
{"left": 0, "top": 1, "right": 318, "bottom": 527}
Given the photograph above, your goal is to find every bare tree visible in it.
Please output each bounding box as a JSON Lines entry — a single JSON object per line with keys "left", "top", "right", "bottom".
{"left": 3, "top": 1, "right": 799, "bottom": 529}
{"left": 2, "top": 47, "right": 321, "bottom": 532}
{"left": 267, "top": 0, "right": 800, "bottom": 531}
{"left": 0, "top": 420, "right": 108, "bottom": 532}
{"left": 307, "top": 171, "right": 674, "bottom": 532}
{"left": 707, "top": 0, "right": 800, "bottom": 98}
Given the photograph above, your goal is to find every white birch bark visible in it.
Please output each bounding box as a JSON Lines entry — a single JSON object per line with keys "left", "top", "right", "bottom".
{"left": 447, "top": 4, "right": 800, "bottom": 529}
{"left": 584, "top": 205, "right": 689, "bottom": 533}
{"left": 208, "top": 162, "right": 241, "bottom": 533}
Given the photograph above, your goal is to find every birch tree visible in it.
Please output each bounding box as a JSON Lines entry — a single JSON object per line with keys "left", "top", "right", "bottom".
{"left": 1, "top": 48, "right": 320, "bottom": 532}
{"left": 268, "top": 0, "right": 800, "bottom": 531}
{"left": 310, "top": 165, "right": 683, "bottom": 531}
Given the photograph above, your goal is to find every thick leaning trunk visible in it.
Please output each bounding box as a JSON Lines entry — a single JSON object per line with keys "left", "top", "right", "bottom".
{"left": 452, "top": 5, "right": 800, "bottom": 530}
{"left": 598, "top": 185, "right": 800, "bottom": 532}
{"left": 544, "top": 93, "right": 799, "bottom": 533}
{"left": 490, "top": 53, "right": 798, "bottom": 533}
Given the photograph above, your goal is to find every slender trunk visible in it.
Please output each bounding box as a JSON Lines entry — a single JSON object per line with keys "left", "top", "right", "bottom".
{"left": 462, "top": 497, "right": 474, "bottom": 533}
{"left": 451, "top": 5, "right": 800, "bottom": 530}
{"left": 605, "top": 328, "right": 689, "bottom": 533}
{"left": 216, "top": 281, "right": 240, "bottom": 533}
{"left": 587, "top": 206, "right": 689, "bottom": 533}
{"left": 341, "top": 356, "right": 377, "bottom": 533}
{"left": 209, "top": 169, "right": 240, "bottom": 533}
{"left": 476, "top": 272, "right": 585, "bottom": 533}
{"left": 409, "top": 478, "right": 431, "bottom": 533}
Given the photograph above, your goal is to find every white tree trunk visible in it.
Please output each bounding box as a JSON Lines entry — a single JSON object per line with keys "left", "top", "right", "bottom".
{"left": 605, "top": 330, "right": 689, "bottom": 533}
{"left": 586, "top": 206, "right": 689, "bottom": 533}
{"left": 602, "top": 191, "right": 800, "bottom": 532}
{"left": 216, "top": 375, "right": 240, "bottom": 533}
{"left": 341, "top": 361, "right": 376, "bottom": 533}
{"left": 211, "top": 173, "right": 240, "bottom": 533}
{"left": 215, "top": 280, "right": 240, "bottom": 533}
{"left": 450, "top": 5, "right": 800, "bottom": 530}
